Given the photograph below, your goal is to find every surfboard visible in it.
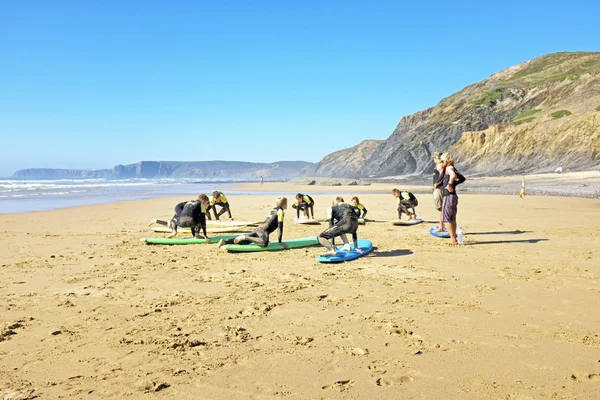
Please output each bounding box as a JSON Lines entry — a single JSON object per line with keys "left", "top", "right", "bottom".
{"left": 429, "top": 226, "right": 450, "bottom": 238}
{"left": 390, "top": 218, "right": 423, "bottom": 226}
{"left": 140, "top": 234, "right": 241, "bottom": 245}
{"left": 221, "top": 236, "right": 319, "bottom": 252}
{"left": 150, "top": 226, "right": 252, "bottom": 234}
{"left": 206, "top": 220, "right": 261, "bottom": 226}
{"left": 294, "top": 218, "right": 321, "bottom": 225}
{"left": 316, "top": 239, "right": 373, "bottom": 263}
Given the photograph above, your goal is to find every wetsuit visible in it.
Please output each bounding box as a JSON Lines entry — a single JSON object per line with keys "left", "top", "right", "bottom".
{"left": 353, "top": 203, "right": 368, "bottom": 218}
{"left": 207, "top": 192, "right": 232, "bottom": 220}
{"left": 320, "top": 203, "right": 359, "bottom": 247}
{"left": 169, "top": 200, "right": 208, "bottom": 238}
{"left": 292, "top": 194, "right": 315, "bottom": 219}
{"left": 397, "top": 191, "right": 418, "bottom": 219}
{"left": 224, "top": 206, "right": 285, "bottom": 247}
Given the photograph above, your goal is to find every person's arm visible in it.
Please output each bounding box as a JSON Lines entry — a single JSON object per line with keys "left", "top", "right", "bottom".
{"left": 361, "top": 206, "right": 368, "bottom": 218}
{"left": 277, "top": 211, "right": 288, "bottom": 248}
{"left": 199, "top": 212, "right": 209, "bottom": 238}
{"left": 446, "top": 166, "right": 457, "bottom": 193}
{"left": 225, "top": 202, "right": 232, "bottom": 219}
{"left": 434, "top": 167, "right": 446, "bottom": 188}
{"left": 174, "top": 202, "right": 186, "bottom": 216}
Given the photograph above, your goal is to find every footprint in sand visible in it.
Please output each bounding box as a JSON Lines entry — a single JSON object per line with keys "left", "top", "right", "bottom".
{"left": 376, "top": 375, "right": 414, "bottom": 386}
{"left": 322, "top": 379, "right": 354, "bottom": 392}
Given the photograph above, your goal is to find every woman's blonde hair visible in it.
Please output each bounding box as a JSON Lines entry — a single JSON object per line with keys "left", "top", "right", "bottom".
{"left": 276, "top": 197, "right": 287, "bottom": 208}
{"left": 433, "top": 151, "right": 442, "bottom": 162}
{"left": 441, "top": 153, "right": 454, "bottom": 164}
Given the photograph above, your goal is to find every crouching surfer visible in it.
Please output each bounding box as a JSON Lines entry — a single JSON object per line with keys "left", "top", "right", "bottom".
{"left": 150, "top": 194, "right": 211, "bottom": 241}
{"left": 318, "top": 197, "right": 362, "bottom": 256}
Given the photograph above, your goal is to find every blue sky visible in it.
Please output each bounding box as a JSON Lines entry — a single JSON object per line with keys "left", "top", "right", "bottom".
{"left": 1, "top": 0, "right": 598, "bottom": 177}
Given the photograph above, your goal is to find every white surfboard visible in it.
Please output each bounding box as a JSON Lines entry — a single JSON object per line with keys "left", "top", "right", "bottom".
{"left": 390, "top": 217, "right": 423, "bottom": 226}
{"left": 206, "top": 220, "right": 261, "bottom": 226}
{"left": 294, "top": 218, "right": 321, "bottom": 225}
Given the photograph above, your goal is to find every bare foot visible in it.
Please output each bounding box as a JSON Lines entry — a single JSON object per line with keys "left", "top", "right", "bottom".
{"left": 321, "top": 250, "right": 338, "bottom": 257}
{"left": 148, "top": 219, "right": 157, "bottom": 227}
{"left": 217, "top": 239, "right": 226, "bottom": 247}
{"left": 233, "top": 235, "right": 245, "bottom": 244}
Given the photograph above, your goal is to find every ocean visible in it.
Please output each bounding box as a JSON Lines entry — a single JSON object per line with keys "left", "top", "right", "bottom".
{"left": 0, "top": 178, "right": 250, "bottom": 214}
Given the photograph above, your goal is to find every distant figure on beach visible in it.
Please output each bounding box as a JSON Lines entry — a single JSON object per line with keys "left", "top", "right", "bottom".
{"left": 207, "top": 191, "right": 233, "bottom": 220}
{"left": 318, "top": 197, "right": 361, "bottom": 256}
{"left": 392, "top": 188, "right": 418, "bottom": 220}
{"left": 351, "top": 196, "right": 368, "bottom": 219}
{"left": 260, "top": 176, "right": 264, "bottom": 185}
{"left": 292, "top": 193, "right": 315, "bottom": 219}
{"left": 217, "top": 197, "right": 289, "bottom": 249}
{"left": 437, "top": 153, "right": 460, "bottom": 245}
{"left": 432, "top": 152, "right": 445, "bottom": 230}
{"left": 166, "top": 194, "right": 211, "bottom": 240}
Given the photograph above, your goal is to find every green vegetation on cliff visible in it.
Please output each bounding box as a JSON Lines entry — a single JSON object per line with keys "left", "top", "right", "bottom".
{"left": 506, "top": 52, "right": 600, "bottom": 85}
{"left": 551, "top": 110, "right": 572, "bottom": 118}
{"left": 515, "top": 108, "right": 541, "bottom": 120}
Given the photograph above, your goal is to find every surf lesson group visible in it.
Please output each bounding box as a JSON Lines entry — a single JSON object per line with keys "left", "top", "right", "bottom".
{"left": 144, "top": 152, "right": 464, "bottom": 261}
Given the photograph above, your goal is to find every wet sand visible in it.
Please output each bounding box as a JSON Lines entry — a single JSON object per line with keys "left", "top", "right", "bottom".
{"left": 1, "top": 184, "right": 599, "bottom": 399}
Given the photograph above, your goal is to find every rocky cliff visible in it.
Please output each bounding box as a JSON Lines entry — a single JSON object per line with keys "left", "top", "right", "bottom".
{"left": 12, "top": 161, "right": 316, "bottom": 180}
{"left": 316, "top": 52, "right": 600, "bottom": 178}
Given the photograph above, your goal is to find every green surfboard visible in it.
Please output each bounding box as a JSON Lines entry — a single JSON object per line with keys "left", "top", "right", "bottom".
{"left": 221, "top": 236, "right": 319, "bottom": 252}
{"left": 140, "top": 234, "right": 241, "bottom": 245}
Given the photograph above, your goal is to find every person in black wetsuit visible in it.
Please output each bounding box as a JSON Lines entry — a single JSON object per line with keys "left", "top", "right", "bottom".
{"left": 166, "top": 194, "right": 211, "bottom": 240}
{"left": 217, "top": 197, "right": 289, "bottom": 249}
{"left": 392, "top": 188, "right": 419, "bottom": 220}
{"left": 351, "top": 196, "right": 368, "bottom": 219}
{"left": 206, "top": 191, "right": 233, "bottom": 220}
{"left": 292, "top": 193, "right": 315, "bottom": 219}
{"left": 318, "top": 197, "right": 362, "bottom": 256}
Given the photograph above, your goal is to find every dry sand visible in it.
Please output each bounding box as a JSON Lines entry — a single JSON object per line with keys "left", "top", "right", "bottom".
{"left": 1, "top": 183, "right": 599, "bottom": 399}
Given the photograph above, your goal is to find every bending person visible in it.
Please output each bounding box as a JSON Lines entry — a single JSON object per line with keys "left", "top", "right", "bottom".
{"left": 318, "top": 197, "right": 362, "bottom": 256}
{"left": 217, "top": 197, "right": 289, "bottom": 249}
{"left": 292, "top": 193, "right": 315, "bottom": 219}
{"left": 392, "top": 188, "right": 418, "bottom": 220}
{"left": 165, "top": 194, "right": 211, "bottom": 241}
{"left": 207, "top": 191, "right": 233, "bottom": 221}
{"left": 351, "top": 196, "right": 368, "bottom": 219}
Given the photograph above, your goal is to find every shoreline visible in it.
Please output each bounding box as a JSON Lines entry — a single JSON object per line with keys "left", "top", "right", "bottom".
{"left": 1, "top": 171, "right": 598, "bottom": 216}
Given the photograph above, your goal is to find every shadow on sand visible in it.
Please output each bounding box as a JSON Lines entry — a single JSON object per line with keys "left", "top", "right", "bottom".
{"left": 467, "top": 230, "right": 532, "bottom": 236}
{"left": 370, "top": 248, "right": 414, "bottom": 257}
{"left": 467, "top": 238, "right": 548, "bottom": 245}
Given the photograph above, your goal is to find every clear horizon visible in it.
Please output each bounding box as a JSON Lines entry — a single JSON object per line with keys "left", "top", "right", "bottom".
{"left": 1, "top": 1, "right": 599, "bottom": 177}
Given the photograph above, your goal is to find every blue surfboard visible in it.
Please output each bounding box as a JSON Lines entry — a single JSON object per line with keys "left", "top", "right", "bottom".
{"left": 429, "top": 226, "right": 451, "bottom": 238}
{"left": 317, "top": 239, "right": 373, "bottom": 263}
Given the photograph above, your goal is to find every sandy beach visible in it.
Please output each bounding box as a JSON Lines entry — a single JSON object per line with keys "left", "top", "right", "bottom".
{"left": 1, "top": 183, "right": 599, "bottom": 399}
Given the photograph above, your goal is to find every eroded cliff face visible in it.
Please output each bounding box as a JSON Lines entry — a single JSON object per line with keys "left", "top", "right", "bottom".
{"left": 313, "top": 140, "right": 383, "bottom": 177}
{"left": 317, "top": 52, "right": 600, "bottom": 178}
